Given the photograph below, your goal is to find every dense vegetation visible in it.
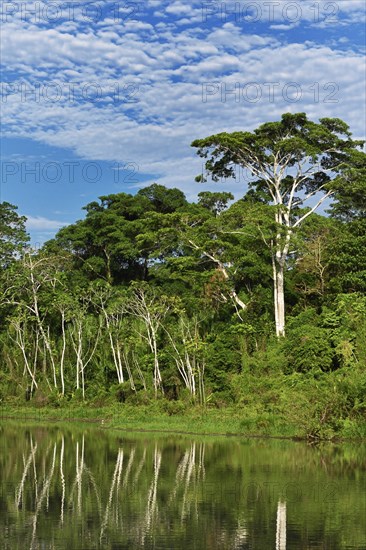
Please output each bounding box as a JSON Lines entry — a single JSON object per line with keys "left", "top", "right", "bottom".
{"left": 1, "top": 113, "right": 365, "bottom": 439}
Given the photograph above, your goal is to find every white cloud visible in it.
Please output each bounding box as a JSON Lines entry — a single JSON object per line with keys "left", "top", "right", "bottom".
{"left": 25, "top": 215, "right": 68, "bottom": 231}
{"left": 270, "top": 23, "right": 299, "bottom": 31}
{"left": 1, "top": 0, "right": 364, "bottom": 210}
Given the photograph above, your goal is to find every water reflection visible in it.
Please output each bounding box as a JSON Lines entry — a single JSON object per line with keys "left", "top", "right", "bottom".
{"left": 0, "top": 425, "right": 365, "bottom": 549}
{"left": 276, "top": 501, "right": 286, "bottom": 550}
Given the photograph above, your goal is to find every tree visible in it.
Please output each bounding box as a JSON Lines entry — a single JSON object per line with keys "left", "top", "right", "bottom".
{"left": 137, "top": 183, "right": 187, "bottom": 213}
{"left": 126, "top": 286, "right": 172, "bottom": 396}
{"left": 0, "top": 202, "right": 29, "bottom": 268}
{"left": 53, "top": 193, "right": 151, "bottom": 284}
{"left": 1, "top": 250, "right": 70, "bottom": 394}
{"left": 329, "top": 148, "right": 366, "bottom": 221}
{"left": 51, "top": 186, "right": 188, "bottom": 284}
{"left": 197, "top": 191, "right": 234, "bottom": 216}
{"left": 164, "top": 314, "right": 206, "bottom": 403}
{"left": 175, "top": 200, "right": 272, "bottom": 320}
{"left": 192, "top": 113, "right": 365, "bottom": 336}
{"left": 327, "top": 218, "right": 366, "bottom": 294}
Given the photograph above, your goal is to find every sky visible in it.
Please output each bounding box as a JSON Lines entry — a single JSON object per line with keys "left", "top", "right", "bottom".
{"left": 0, "top": 0, "right": 365, "bottom": 245}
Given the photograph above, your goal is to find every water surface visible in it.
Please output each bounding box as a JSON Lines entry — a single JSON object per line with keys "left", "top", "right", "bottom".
{"left": 0, "top": 423, "right": 365, "bottom": 549}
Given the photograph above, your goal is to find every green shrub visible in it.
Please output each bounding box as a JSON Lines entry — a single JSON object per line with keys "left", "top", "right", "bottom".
{"left": 161, "top": 399, "right": 187, "bottom": 416}
{"left": 282, "top": 325, "right": 335, "bottom": 373}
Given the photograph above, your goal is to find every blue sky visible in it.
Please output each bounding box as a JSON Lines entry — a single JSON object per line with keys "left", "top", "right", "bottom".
{"left": 1, "top": 0, "right": 365, "bottom": 244}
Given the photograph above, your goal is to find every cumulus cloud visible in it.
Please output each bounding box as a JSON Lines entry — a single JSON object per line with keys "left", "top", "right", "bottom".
{"left": 25, "top": 215, "right": 68, "bottom": 231}
{"left": 1, "top": 0, "right": 364, "bottom": 225}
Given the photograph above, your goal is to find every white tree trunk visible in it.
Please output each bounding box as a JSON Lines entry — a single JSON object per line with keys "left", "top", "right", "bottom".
{"left": 28, "top": 259, "right": 58, "bottom": 390}
{"left": 149, "top": 324, "right": 162, "bottom": 397}
{"left": 11, "top": 320, "right": 38, "bottom": 390}
{"left": 274, "top": 262, "right": 286, "bottom": 338}
{"left": 60, "top": 310, "right": 66, "bottom": 396}
{"left": 127, "top": 289, "right": 167, "bottom": 396}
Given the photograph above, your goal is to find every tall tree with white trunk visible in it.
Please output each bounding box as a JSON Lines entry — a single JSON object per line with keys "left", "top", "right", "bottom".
{"left": 192, "top": 113, "right": 365, "bottom": 336}
{"left": 126, "top": 286, "right": 172, "bottom": 396}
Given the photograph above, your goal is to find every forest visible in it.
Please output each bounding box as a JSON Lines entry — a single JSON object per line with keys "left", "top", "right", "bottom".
{"left": 1, "top": 113, "right": 366, "bottom": 439}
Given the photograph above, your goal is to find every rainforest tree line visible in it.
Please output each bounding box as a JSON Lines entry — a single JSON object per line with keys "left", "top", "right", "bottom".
{"left": 0, "top": 113, "right": 365, "bottom": 409}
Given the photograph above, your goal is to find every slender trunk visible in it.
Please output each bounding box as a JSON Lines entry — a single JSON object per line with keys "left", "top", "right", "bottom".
{"left": 164, "top": 319, "right": 200, "bottom": 399}
{"left": 70, "top": 316, "right": 100, "bottom": 399}
{"left": 186, "top": 351, "right": 196, "bottom": 396}
{"left": 32, "top": 329, "right": 39, "bottom": 393}
{"left": 150, "top": 325, "right": 162, "bottom": 397}
{"left": 133, "top": 352, "right": 146, "bottom": 390}
{"left": 104, "top": 248, "right": 112, "bottom": 285}
{"left": 123, "top": 350, "right": 135, "bottom": 390}
{"left": 274, "top": 262, "right": 286, "bottom": 338}
{"left": 29, "top": 260, "right": 57, "bottom": 389}
{"left": 102, "top": 309, "right": 123, "bottom": 384}
{"left": 198, "top": 360, "right": 205, "bottom": 406}
{"left": 60, "top": 311, "right": 66, "bottom": 396}
{"left": 70, "top": 321, "right": 82, "bottom": 392}
{"left": 116, "top": 346, "right": 124, "bottom": 384}
{"left": 12, "top": 321, "right": 38, "bottom": 390}
{"left": 47, "top": 326, "right": 57, "bottom": 389}
{"left": 128, "top": 289, "right": 167, "bottom": 396}
{"left": 75, "top": 326, "right": 82, "bottom": 392}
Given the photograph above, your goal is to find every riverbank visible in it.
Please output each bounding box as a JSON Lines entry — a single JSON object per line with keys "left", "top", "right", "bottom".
{"left": 0, "top": 402, "right": 292, "bottom": 437}
{"left": 1, "top": 395, "right": 366, "bottom": 441}
{"left": 2, "top": 361, "right": 366, "bottom": 440}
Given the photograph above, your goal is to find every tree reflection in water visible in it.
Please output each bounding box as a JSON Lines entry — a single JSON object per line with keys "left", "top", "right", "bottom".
{"left": 1, "top": 425, "right": 365, "bottom": 549}
{"left": 276, "top": 500, "right": 286, "bottom": 550}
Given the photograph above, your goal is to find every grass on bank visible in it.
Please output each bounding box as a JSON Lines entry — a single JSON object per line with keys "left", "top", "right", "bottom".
{"left": 1, "top": 367, "right": 366, "bottom": 440}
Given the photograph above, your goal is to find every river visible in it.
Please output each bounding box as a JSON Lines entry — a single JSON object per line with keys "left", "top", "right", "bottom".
{"left": 0, "top": 423, "right": 365, "bottom": 549}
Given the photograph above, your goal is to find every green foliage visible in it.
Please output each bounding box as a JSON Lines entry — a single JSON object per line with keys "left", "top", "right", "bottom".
{"left": 137, "top": 183, "right": 187, "bottom": 213}
{"left": 0, "top": 202, "right": 29, "bottom": 268}
{"left": 192, "top": 113, "right": 364, "bottom": 194}
{"left": 328, "top": 219, "right": 366, "bottom": 293}
{"left": 283, "top": 323, "right": 334, "bottom": 373}
{"left": 197, "top": 191, "right": 234, "bottom": 216}
{"left": 1, "top": 115, "right": 365, "bottom": 439}
{"left": 283, "top": 295, "right": 366, "bottom": 374}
